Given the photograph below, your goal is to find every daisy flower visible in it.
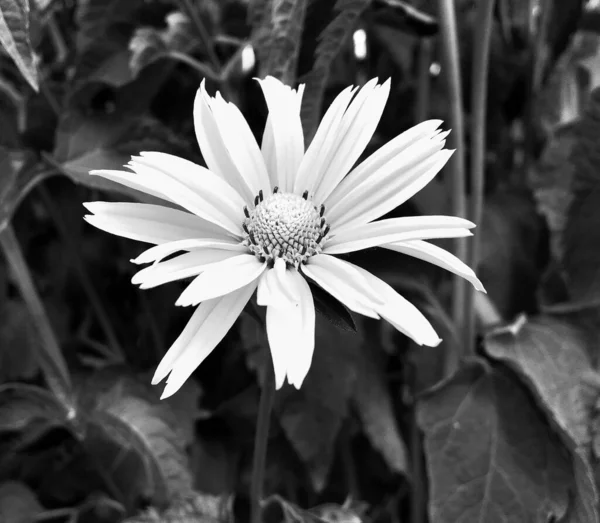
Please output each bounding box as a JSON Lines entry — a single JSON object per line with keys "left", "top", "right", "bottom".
{"left": 83, "top": 77, "right": 484, "bottom": 399}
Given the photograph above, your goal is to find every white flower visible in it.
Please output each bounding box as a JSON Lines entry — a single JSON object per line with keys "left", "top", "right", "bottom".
{"left": 83, "top": 77, "right": 484, "bottom": 399}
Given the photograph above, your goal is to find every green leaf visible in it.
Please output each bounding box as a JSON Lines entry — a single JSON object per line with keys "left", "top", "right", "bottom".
{"left": 0, "top": 0, "right": 38, "bottom": 91}
{"left": 484, "top": 314, "right": 594, "bottom": 447}
{"left": 76, "top": 367, "right": 194, "bottom": 510}
{"left": 563, "top": 87, "right": 600, "bottom": 308}
{"left": 300, "top": 0, "right": 372, "bottom": 143}
{"left": 417, "top": 360, "right": 599, "bottom": 523}
{"left": 352, "top": 344, "right": 408, "bottom": 475}
{"left": 251, "top": 0, "right": 308, "bottom": 84}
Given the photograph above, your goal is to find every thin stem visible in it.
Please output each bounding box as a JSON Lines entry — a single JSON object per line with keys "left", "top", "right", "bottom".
{"left": 437, "top": 0, "right": 468, "bottom": 351}
{"left": 250, "top": 360, "right": 276, "bottom": 523}
{"left": 167, "top": 51, "right": 221, "bottom": 81}
{"left": 415, "top": 38, "right": 433, "bottom": 122}
{"left": 179, "top": 0, "right": 221, "bottom": 71}
{"left": 407, "top": 363, "right": 424, "bottom": 523}
{"left": 0, "top": 225, "right": 73, "bottom": 411}
{"left": 465, "top": 0, "right": 495, "bottom": 356}
{"left": 37, "top": 185, "right": 124, "bottom": 361}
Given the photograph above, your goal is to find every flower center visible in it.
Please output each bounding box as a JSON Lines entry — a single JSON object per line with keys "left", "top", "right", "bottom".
{"left": 243, "top": 189, "right": 330, "bottom": 267}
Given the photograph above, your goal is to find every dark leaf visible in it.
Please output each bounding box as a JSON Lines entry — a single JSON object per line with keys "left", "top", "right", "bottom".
{"left": 563, "top": 87, "right": 600, "bottom": 308}
{"left": 0, "top": 0, "right": 38, "bottom": 90}
{"left": 76, "top": 367, "right": 194, "bottom": 510}
{"left": 352, "top": 344, "right": 408, "bottom": 475}
{"left": 0, "top": 481, "right": 43, "bottom": 522}
{"left": 250, "top": 0, "right": 308, "bottom": 84}
{"left": 371, "top": 0, "right": 438, "bottom": 37}
{"left": 418, "top": 360, "right": 599, "bottom": 523}
{"left": 484, "top": 314, "right": 594, "bottom": 447}
{"left": 308, "top": 280, "right": 356, "bottom": 332}
{"left": 242, "top": 314, "right": 359, "bottom": 491}
{"left": 300, "top": 0, "right": 372, "bottom": 143}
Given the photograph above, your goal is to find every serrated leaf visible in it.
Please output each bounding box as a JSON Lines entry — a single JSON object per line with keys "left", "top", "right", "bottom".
{"left": 76, "top": 367, "right": 194, "bottom": 510}
{"left": 251, "top": 0, "right": 308, "bottom": 84}
{"left": 484, "top": 314, "right": 593, "bottom": 447}
{"left": 563, "top": 87, "right": 600, "bottom": 308}
{"left": 352, "top": 344, "right": 408, "bottom": 475}
{"left": 0, "top": 0, "right": 38, "bottom": 91}
{"left": 300, "top": 0, "right": 372, "bottom": 142}
{"left": 417, "top": 360, "right": 599, "bottom": 523}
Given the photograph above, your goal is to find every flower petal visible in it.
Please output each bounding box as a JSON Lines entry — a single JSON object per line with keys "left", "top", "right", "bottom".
{"left": 83, "top": 202, "right": 229, "bottom": 245}
{"left": 194, "top": 81, "right": 256, "bottom": 202}
{"left": 302, "top": 254, "right": 381, "bottom": 318}
{"left": 294, "top": 85, "right": 356, "bottom": 194}
{"left": 128, "top": 155, "right": 246, "bottom": 235}
{"left": 313, "top": 79, "right": 391, "bottom": 203}
{"left": 208, "top": 91, "right": 271, "bottom": 194}
{"left": 132, "top": 249, "right": 242, "bottom": 289}
{"left": 258, "top": 77, "right": 305, "bottom": 192}
{"left": 324, "top": 216, "right": 475, "bottom": 255}
{"left": 132, "top": 238, "right": 247, "bottom": 265}
{"left": 262, "top": 267, "right": 315, "bottom": 389}
{"left": 155, "top": 280, "right": 257, "bottom": 398}
{"left": 352, "top": 264, "right": 441, "bottom": 346}
{"left": 325, "top": 120, "right": 445, "bottom": 209}
{"left": 176, "top": 254, "right": 266, "bottom": 306}
{"left": 384, "top": 240, "right": 486, "bottom": 292}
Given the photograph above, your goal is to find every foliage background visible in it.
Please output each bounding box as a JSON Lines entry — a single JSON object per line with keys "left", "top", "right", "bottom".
{"left": 2, "top": 0, "right": 600, "bottom": 522}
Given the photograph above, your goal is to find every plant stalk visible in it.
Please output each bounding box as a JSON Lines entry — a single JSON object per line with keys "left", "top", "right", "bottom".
{"left": 415, "top": 38, "right": 433, "bottom": 122}
{"left": 465, "top": 0, "right": 495, "bottom": 355}
{"left": 0, "top": 225, "right": 73, "bottom": 411}
{"left": 437, "top": 0, "right": 468, "bottom": 352}
{"left": 250, "top": 360, "right": 276, "bottom": 523}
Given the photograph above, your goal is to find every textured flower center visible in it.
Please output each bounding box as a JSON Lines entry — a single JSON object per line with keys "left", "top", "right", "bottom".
{"left": 243, "top": 189, "right": 330, "bottom": 267}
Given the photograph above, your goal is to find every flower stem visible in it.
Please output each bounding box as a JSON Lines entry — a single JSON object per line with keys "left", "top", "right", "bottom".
{"left": 465, "top": 0, "right": 495, "bottom": 355}
{"left": 250, "top": 359, "right": 276, "bottom": 523}
{"left": 415, "top": 38, "right": 433, "bottom": 122}
{"left": 0, "top": 225, "right": 73, "bottom": 411}
{"left": 437, "top": 0, "right": 468, "bottom": 352}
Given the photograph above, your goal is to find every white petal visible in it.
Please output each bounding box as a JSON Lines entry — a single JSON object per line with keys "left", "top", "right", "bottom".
{"left": 156, "top": 281, "right": 257, "bottom": 398}
{"left": 294, "top": 85, "right": 356, "bottom": 194}
{"left": 176, "top": 254, "right": 266, "bottom": 306}
{"left": 132, "top": 249, "right": 241, "bottom": 289}
{"left": 302, "top": 255, "right": 381, "bottom": 318}
{"left": 208, "top": 91, "right": 271, "bottom": 194}
{"left": 83, "top": 202, "right": 230, "bottom": 245}
{"left": 258, "top": 77, "right": 305, "bottom": 192}
{"left": 313, "top": 79, "right": 391, "bottom": 203}
{"left": 194, "top": 81, "right": 256, "bottom": 202}
{"left": 127, "top": 156, "right": 245, "bottom": 235}
{"left": 325, "top": 120, "right": 444, "bottom": 209}
{"left": 324, "top": 216, "right": 475, "bottom": 255}
{"left": 384, "top": 240, "right": 486, "bottom": 292}
{"left": 132, "top": 238, "right": 247, "bottom": 265}
{"left": 262, "top": 267, "right": 315, "bottom": 389}
{"left": 351, "top": 265, "right": 441, "bottom": 347}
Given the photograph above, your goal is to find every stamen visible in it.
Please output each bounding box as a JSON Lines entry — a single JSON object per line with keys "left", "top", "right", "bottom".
{"left": 249, "top": 231, "right": 257, "bottom": 244}
{"left": 320, "top": 217, "right": 326, "bottom": 227}
{"left": 254, "top": 195, "right": 259, "bottom": 206}
{"left": 320, "top": 204, "right": 325, "bottom": 217}
{"left": 273, "top": 186, "right": 279, "bottom": 194}
{"left": 302, "top": 190, "right": 309, "bottom": 200}
{"left": 242, "top": 223, "right": 250, "bottom": 235}
{"left": 322, "top": 225, "right": 330, "bottom": 236}
{"left": 259, "top": 190, "right": 264, "bottom": 202}
{"left": 243, "top": 206, "right": 250, "bottom": 218}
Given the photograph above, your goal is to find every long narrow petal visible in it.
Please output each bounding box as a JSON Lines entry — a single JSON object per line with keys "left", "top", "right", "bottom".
{"left": 194, "top": 81, "right": 256, "bottom": 202}
{"left": 302, "top": 255, "right": 381, "bottom": 318}
{"left": 83, "top": 202, "right": 229, "bottom": 244}
{"left": 258, "top": 77, "right": 305, "bottom": 192}
{"left": 176, "top": 254, "right": 266, "bottom": 306}
{"left": 128, "top": 156, "right": 245, "bottom": 235}
{"left": 325, "top": 120, "right": 444, "bottom": 208}
{"left": 313, "top": 79, "right": 391, "bottom": 203}
{"left": 131, "top": 249, "right": 241, "bottom": 289}
{"left": 324, "top": 216, "right": 475, "bottom": 255}
{"left": 384, "top": 240, "right": 485, "bottom": 291}
{"left": 294, "top": 85, "right": 356, "bottom": 194}
{"left": 132, "top": 238, "right": 247, "bottom": 265}
{"left": 351, "top": 264, "right": 441, "bottom": 347}
{"left": 156, "top": 281, "right": 257, "bottom": 398}
{"left": 209, "top": 91, "right": 271, "bottom": 194}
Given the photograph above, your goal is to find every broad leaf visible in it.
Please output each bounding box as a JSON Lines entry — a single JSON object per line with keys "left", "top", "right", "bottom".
{"left": 0, "top": 0, "right": 38, "bottom": 90}
{"left": 300, "top": 0, "right": 372, "bottom": 143}
{"left": 484, "top": 314, "right": 593, "bottom": 447}
{"left": 418, "top": 360, "right": 599, "bottom": 523}
{"left": 0, "top": 481, "right": 43, "bottom": 522}
{"left": 251, "top": 0, "right": 308, "bottom": 84}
